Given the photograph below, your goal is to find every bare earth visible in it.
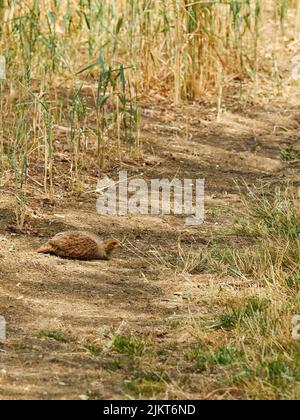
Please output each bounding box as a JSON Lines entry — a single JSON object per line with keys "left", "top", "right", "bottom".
{"left": 1, "top": 101, "right": 300, "bottom": 400}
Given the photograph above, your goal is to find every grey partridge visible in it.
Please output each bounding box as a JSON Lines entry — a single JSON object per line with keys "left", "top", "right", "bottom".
{"left": 37, "top": 231, "right": 119, "bottom": 260}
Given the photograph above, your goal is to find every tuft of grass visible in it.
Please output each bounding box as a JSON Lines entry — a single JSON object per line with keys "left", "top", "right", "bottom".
{"left": 212, "top": 346, "right": 241, "bottom": 366}
{"left": 188, "top": 344, "right": 242, "bottom": 373}
{"left": 85, "top": 344, "right": 102, "bottom": 356}
{"left": 286, "top": 273, "right": 300, "bottom": 292}
{"left": 37, "top": 330, "right": 72, "bottom": 343}
{"left": 104, "top": 358, "right": 124, "bottom": 372}
{"left": 281, "top": 148, "right": 300, "bottom": 161}
{"left": 112, "top": 335, "right": 146, "bottom": 357}
{"left": 262, "top": 353, "right": 300, "bottom": 388}
{"left": 123, "top": 370, "right": 167, "bottom": 399}
{"left": 236, "top": 186, "right": 300, "bottom": 239}
{"left": 12, "top": 341, "right": 29, "bottom": 351}
{"left": 146, "top": 243, "right": 210, "bottom": 275}
{"left": 209, "top": 296, "right": 271, "bottom": 331}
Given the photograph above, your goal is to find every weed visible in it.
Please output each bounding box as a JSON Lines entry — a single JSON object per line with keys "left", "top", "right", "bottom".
{"left": 37, "top": 330, "right": 71, "bottom": 343}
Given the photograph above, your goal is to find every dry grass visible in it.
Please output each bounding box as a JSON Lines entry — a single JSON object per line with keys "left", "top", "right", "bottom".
{"left": 135, "top": 186, "right": 300, "bottom": 400}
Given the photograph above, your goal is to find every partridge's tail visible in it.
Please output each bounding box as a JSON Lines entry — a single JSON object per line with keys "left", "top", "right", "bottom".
{"left": 37, "top": 244, "right": 53, "bottom": 254}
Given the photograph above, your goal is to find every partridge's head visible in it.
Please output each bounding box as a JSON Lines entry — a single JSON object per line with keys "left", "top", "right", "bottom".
{"left": 103, "top": 239, "right": 119, "bottom": 256}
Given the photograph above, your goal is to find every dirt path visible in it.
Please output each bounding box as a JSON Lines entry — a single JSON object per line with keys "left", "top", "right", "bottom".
{"left": 0, "top": 102, "right": 299, "bottom": 400}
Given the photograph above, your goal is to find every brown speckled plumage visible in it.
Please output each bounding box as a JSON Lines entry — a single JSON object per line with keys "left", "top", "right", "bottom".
{"left": 37, "top": 231, "right": 119, "bottom": 260}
